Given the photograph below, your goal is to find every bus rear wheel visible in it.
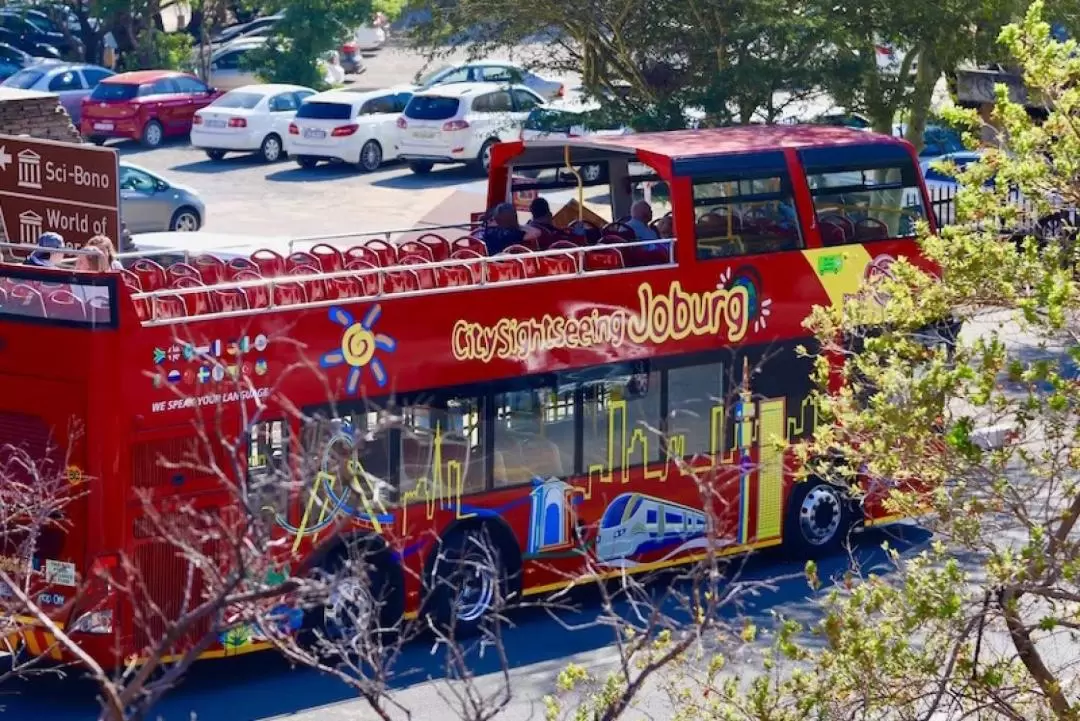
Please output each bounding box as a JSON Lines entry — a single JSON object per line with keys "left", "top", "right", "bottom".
{"left": 425, "top": 528, "right": 507, "bottom": 636}
{"left": 782, "top": 479, "right": 851, "bottom": 557}
{"left": 308, "top": 545, "right": 399, "bottom": 646}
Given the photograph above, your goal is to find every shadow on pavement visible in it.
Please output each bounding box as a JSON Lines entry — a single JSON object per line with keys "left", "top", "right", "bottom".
{"left": 2, "top": 524, "right": 932, "bottom": 721}
{"left": 111, "top": 137, "right": 193, "bottom": 159}
{"left": 371, "top": 165, "right": 485, "bottom": 190}
{"left": 169, "top": 153, "right": 276, "bottom": 174}
{"left": 264, "top": 160, "right": 404, "bottom": 183}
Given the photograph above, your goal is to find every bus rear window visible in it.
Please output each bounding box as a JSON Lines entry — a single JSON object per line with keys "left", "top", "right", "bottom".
{"left": 0, "top": 272, "right": 116, "bottom": 327}
{"left": 800, "top": 145, "right": 926, "bottom": 245}
{"left": 692, "top": 173, "right": 803, "bottom": 259}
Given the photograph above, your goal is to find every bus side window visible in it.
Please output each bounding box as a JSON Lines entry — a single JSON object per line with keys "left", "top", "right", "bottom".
{"left": 300, "top": 409, "right": 395, "bottom": 510}
{"left": 247, "top": 419, "right": 289, "bottom": 516}
{"left": 399, "top": 394, "right": 485, "bottom": 497}
{"left": 665, "top": 361, "right": 725, "bottom": 458}
{"left": 581, "top": 369, "right": 663, "bottom": 472}
{"left": 692, "top": 174, "right": 803, "bottom": 260}
{"left": 800, "top": 145, "right": 926, "bottom": 245}
{"left": 492, "top": 384, "right": 574, "bottom": 487}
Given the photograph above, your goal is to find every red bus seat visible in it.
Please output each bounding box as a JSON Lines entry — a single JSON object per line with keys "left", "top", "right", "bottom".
{"left": 399, "top": 254, "right": 436, "bottom": 289}
{"left": 383, "top": 268, "right": 419, "bottom": 293}
{"left": 344, "top": 259, "right": 381, "bottom": 296}
{"left": 602, "top": 220, "right": 636, "bottom": 241}
{"left": 416, "top": 233, "right": 449, "bottom": 261}
{"left": 272, "top": 279, "right": 307, "bottom": 306}
{"left": 583, "top": 247, "right": 624, "bottom": 271}
{"left": 150, "top": 294, "right": 187, "bottom": 320}
{"left": 251, "top": 248, "right": 287, "bottom": 276}
{"left": 820, "top": 214, "right": 855, "bottom": 239}
{"left": 437, "top": 264, "right": 476, "bottom": 288}
{"left": 397, "top": 241, "right": 433, "bottom": 262}
{"left": 855, "top": 218, "right": 888, "bottom": 240}
{"left": 166, "top": 262, "right": 202, "bottom": 284}
{"left": 485, "top": 258, "right": 525, "bottom": 283}
{"left": 10, "top": 284, "right": 45, "bottom": 317}
{"left": 286, "top": 251, "right": 319, "bottom": 272}
{"left": 120, "top": 269, "right": 142, "bottom": 292}
{"left": 537, "top": 252, "right": 578, "bottom": 277}
{"left": 549, "top": 239, "right": 581, "bottom": 250}
{"left": 625, "top": 243, "right": 671, "bottom": 267}
{"left": 451, "top": 236, "right": 487, "bottom": 255}
{"left": 44, "top": 289, "right": 86, "bottom": 321}
{"left": 233, "top": 270, "right": 269, "bottom": 308}
{"left": 287, "top": 264, "right": 327, "bottom": 302}
{"left": 86, "top": 294, "right": 110, "bottom": 323}
{"left": 364, "top": 239, "right": 397, "bottom": 267}
{"left": 171, "top": 276, "right": 212, "bottom": 315}
{"left": 819, "top": 220, "right": 847, "bottom": 247}
{"left": 192, "top": 254, "right": 227, "bottom": 283}
{"left": 501, "top": 245, "right": 540, "bottom": 277}
{"left": 328, "top": 275, "right": 363, "bottom": 299}
{"left": 344, "top": 245, "right": 382, "bottom": 267}
{"left": 226, "top": 257, "right": 261, "bottom": 278}
{"left": 0, "top": 285, "right": 8, "bottom": 309}
{"left": 448, "top": 249, "right": 483, "bottom": 282}
{"left": 131, "top": 259, "right": 167, "bottom": 291}
{"left": 212, "top": 287, "right": 249, "bottom": 312}
{"left": 309, "top": 243, "right": 344, "bottom": 272}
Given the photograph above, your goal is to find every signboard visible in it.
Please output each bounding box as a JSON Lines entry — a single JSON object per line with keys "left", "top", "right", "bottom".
{"left": 0, "top": 134, "right": 120, "bottom": 248}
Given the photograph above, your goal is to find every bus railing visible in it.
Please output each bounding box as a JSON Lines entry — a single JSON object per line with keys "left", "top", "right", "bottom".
{"left": 129, "top": 237, "right": 677, "bottom": 326}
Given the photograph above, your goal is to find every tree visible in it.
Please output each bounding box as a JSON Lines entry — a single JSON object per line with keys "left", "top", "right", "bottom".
{"left": 245, "top": 0, "right": 373, "bottom": 89}
{"left": 544, "top": 3, "right": 1080, "bottom": 719}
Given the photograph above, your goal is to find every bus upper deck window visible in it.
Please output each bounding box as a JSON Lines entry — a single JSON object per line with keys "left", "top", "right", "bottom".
{"left": 691, "top": 173, "right": 803, "bottom": 260}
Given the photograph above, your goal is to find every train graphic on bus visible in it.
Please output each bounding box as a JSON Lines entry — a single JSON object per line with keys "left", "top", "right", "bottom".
{"left": 595, "top": 492, "right": 710, "bottom": 566}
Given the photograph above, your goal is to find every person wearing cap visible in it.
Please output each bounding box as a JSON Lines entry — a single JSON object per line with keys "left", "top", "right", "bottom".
{"left": 23, "top": 232, "right": 66, "bottom": 267}
{"left": 482, "top": 202, "right": 540, "bottom": 254}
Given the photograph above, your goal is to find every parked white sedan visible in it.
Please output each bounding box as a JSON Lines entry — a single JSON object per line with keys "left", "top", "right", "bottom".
{"left": 191, "top": 83, "right": 317, "bottom": 163}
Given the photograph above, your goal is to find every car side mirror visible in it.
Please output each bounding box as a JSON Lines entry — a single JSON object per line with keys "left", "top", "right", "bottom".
{"left": 155, "top": 180, "right": 168, "bottom": 192}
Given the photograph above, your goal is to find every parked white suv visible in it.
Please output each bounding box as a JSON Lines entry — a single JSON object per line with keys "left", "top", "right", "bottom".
{"left": 395, "top": 82, "right": 546, "bottom": 175}
{"left": 285, "top": 87, "right": 412, "bottom": 171}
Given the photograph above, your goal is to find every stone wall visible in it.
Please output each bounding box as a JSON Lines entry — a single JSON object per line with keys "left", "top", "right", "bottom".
{"left": 0, "top": 87, "right": 81, "bottom": 143}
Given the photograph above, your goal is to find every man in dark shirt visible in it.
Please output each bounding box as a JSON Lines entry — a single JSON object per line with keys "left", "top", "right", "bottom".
{"left": 483, "top": 202, "right": 541, "bottom": 254}
{"left": 527, "top": 197, "right": 560, "bottom": 234}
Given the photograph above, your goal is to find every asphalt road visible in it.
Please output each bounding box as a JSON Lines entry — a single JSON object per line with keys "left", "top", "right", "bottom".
{"left": 0, "top": 524, "right": 934, "bottom": 721}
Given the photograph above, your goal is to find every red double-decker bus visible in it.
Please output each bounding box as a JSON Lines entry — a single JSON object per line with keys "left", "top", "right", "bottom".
{"left": 0, "top": 125, "right": 936, "bottom": 665}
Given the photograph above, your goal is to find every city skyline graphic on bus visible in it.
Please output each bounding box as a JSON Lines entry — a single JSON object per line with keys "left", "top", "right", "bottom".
{"left": 319, "top": 304, "right": 397, "bottom": 394}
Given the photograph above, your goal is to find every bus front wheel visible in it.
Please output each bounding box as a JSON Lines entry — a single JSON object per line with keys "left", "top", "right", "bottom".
{"left": 782, "top": 479, "right": 852, "bottom": 558}
{"left": 425, "top": 527, "right": 508, "bottom": 636}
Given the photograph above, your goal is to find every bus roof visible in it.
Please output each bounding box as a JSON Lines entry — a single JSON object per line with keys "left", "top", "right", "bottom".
{"left": 526, "top": 125, "right": 909, "bottom": 160}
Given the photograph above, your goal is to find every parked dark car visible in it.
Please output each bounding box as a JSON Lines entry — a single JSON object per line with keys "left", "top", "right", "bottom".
{"left": 0, "top": 41, "right": 33, "bottom": 81}
{"left": 0, "top": 10, "right": 80, "bottom": 58}
{"left": 81, "top": 70, "right": 223, "bottom": 147}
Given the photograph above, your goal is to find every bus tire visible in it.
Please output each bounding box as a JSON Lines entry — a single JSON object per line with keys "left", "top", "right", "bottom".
{"left": 782, "top": 478, "right": 851, "bottom": 558}
{"left": 308, "top": 541, "right": 402, "bottom": 644}
{"left": 424, "top": 525, "right": 510, "bottom": 637}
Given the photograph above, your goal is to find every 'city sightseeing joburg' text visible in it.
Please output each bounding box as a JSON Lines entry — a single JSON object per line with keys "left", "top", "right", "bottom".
{"left": 451, "top": 281, "right": 750, "bottom": 362}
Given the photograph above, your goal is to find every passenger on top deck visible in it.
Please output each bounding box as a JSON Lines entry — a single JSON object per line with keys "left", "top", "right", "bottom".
{"left": 527, "top": 197, "right": 560, "bottom": 234}
{"left": 23, "top": 232, "right": 66, "bottom": 267}
{"left": 483, "top": 201, "right": 541, "bottom": 254}
{"left": 626, "top": 201, "right": 659, "bottom": 241}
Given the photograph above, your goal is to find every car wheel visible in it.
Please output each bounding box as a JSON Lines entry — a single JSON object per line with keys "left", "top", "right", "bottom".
{"left": 474, "top": 139, "right": 497, "bottom": 176}
{"left": 408, "top": 160, "right": 433, "bottom": 175}
{"left": 358, "top": 140, "right": 382, "bottom": 172}
{"left": 141, "top": 120, "right": 164, "bottom": 148}
{"left": 579, "top": 163, "right": 605, "bottom": 183}
{"left": 170, "top": 207, "right": 201, "bottom": 232}
{"left": 205, "top": 149, "right": 226, "bottom": 161}
{"left": 297, "top": 156, "right": 319, "bottom": 169}
{"left": 88, "top": 136, "right": 107, "bottom": 147}
{"left": 259, "top": 134, "right": 283, "bottom": 163}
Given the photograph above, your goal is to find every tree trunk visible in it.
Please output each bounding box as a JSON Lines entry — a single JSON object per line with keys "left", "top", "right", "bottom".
{"left": 904, "top": 48, "right": 940, "bottom": 155}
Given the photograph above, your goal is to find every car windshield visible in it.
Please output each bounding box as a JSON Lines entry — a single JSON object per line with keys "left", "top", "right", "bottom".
{"left": 90, "top": 82, "right": 139, "bottom": 101}
{"left": 2, "top": 68, "right": 43, "bottom": 89}
{"left": 404, "top": 95, "right": 459, "bottom": 120}
{"left": 295, "top": 101, "right": 352, "bottom": 120}
{"left": 213, "top": 91, "right": 264, "bottom": 109}
{"left": 415, "top": 65, "right": 451, "bottom": 86}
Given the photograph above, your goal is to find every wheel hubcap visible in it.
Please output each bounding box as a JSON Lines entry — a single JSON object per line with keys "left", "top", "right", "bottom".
{"left": 174, "top": 213, "right": 198, "bottom": 231}
{"left": 363, "top": 143, "right": 380, "bottom": 169}
{"left": 324, "top": 577, "right": 375, "bottom": 638}
{"left": 146, "top": 124, "right": 161, "bottom": 145}
{"left": 264, "top": 138, "right": 281, "bottom": 161}
{"left": 799, "top": 485, "right": 842, "bottom": 546}
{"left": 452, "top": 558, "right": 496, "bottom": 623}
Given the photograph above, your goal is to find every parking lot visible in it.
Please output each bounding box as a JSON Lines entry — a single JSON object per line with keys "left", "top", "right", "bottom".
{"left": 110, "top": 44, "right": 580, "bottom": 238}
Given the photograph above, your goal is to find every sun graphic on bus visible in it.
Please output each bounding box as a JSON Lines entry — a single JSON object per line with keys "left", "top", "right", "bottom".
{"left": 319, "top": 305, "right": 397, "bottom": 393}
{"left": 719, "top": 266, "right": 772, "bottom": 333}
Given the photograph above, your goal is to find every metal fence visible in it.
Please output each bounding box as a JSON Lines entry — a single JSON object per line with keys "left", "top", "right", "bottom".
{"left": 925, "top": 184, "right": 1076, "bottom": 238}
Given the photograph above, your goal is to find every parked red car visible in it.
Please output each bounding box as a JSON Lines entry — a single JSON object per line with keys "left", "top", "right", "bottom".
{"left": 80, "top": 70, "right": 222, "bottom": 148}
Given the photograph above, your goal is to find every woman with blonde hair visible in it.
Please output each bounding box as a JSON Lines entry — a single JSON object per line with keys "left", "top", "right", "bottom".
{"left": 75, "top": 235, "right": 122, "bottom": 272}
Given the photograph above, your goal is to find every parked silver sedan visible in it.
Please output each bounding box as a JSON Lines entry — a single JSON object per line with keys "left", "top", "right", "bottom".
{"left": 119, "top": 162, "right": 206, "bottom": 233}
{"left": 2, "top": 61, "right": 114, "bottom": 124}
